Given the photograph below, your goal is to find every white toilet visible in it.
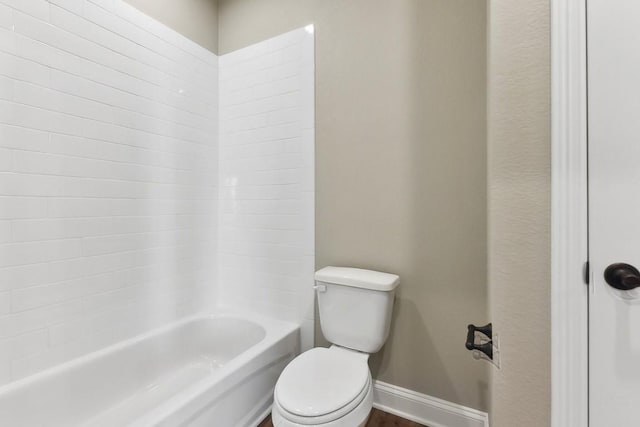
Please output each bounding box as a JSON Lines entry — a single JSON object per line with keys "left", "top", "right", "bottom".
{"left": 272, "top": 266, "right": 399, "bottom": 427}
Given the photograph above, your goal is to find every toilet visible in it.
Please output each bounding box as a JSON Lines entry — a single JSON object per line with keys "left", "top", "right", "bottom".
{"left": 272, "top": 266, "right": 400, "bottom": 427}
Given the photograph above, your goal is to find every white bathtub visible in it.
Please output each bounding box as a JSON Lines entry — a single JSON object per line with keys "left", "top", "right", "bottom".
{"left": 0, "top": 312, "right": 299, "bottom": 427}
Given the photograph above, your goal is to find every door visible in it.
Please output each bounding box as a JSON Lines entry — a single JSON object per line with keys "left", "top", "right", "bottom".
{"left": 588, "top": 0, "right": 640, "bottom": 425}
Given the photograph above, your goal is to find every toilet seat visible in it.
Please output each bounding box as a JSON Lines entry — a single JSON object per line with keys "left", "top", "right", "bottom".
{"left": 273, "top": 347, "right": 372, "bottom": 425}
{"left": 273, "top": 375, "right": 371, "bottom": 425}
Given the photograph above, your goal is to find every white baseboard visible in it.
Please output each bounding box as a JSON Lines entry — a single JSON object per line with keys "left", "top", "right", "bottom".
{"left": 373, "top": 381, "right": 490, "bottom": 427}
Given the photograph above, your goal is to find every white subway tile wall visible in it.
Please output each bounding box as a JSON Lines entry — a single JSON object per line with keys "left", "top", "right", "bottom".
{"left": 0, "top": 0, "right": 219, "bottom": 385}
{"left": 219, "top": 28, "right": 315, "bottom": 351}
{"left": 0, "top": 0, "right": 315, "bottom": 387}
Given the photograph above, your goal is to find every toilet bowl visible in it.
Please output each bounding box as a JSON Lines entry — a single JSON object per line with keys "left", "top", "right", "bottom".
{"left": 271, "top": 267, "right": 399, "bottom": 427}
{"left": 271, "top": 346, "right": 373, "bottom": 427}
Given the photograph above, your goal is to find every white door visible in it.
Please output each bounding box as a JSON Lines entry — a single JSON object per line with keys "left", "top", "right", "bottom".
{"left": 588, "top": 0, "right": 640, "bottom": 425}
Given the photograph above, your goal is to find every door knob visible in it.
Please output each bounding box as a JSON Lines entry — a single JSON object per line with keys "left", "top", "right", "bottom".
{"left": 604, "top": 263, "right": 640, "bottom": 291}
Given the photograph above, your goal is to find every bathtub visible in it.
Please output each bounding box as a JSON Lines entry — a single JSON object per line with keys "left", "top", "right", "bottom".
{"left": 0, "top": 312, "right": 299, "bottom": 427}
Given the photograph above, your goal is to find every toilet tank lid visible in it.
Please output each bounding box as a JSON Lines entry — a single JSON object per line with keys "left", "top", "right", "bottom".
{"left": 315, "top": 267, "right": 400, "bottom": 292}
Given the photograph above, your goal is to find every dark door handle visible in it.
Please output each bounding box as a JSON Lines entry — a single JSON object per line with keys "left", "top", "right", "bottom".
{"left": 604, "top": 263, "right": 640, "bottom": 291}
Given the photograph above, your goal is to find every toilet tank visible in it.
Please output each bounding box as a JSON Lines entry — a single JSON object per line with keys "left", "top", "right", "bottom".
{"left": 315, "top": 267, "right": 399, "bottom": 354}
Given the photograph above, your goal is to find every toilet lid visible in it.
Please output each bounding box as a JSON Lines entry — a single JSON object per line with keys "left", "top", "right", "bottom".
{"left": 275, "top": 347, "right": 370, "bottom": 418}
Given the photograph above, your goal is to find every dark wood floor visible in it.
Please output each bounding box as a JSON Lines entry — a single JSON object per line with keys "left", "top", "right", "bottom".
{"left": 259, "top": 408, "right": 426, "bottom": 426}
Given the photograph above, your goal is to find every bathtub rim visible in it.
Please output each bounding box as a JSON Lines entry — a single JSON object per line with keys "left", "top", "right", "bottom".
{"left": 0, "top": 309, "right": 299, "bottom": 400}
{"left": 127, "top": 309, "right": 300, "bottom": 426}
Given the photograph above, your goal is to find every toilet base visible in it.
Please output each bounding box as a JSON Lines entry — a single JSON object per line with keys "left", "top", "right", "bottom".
{"left": 271, "top": 382, "right": 373, "bottom": 427}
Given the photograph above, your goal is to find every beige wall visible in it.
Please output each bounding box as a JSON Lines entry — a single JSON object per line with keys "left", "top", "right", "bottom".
{"left": 488, "top": 0, "right": 551, "bottom": 426}
{"left": 123, "top": 0, "right": 218, "bottom": 53}
{"left": 219, "top": 0, "right": 490, "bottom": 411}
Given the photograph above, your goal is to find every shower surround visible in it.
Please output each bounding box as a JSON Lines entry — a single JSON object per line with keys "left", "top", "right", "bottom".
{"left": 0, "top": 0, "right": 314, "bottom": 388}
{"left": 218, "top": 27, "right": 315, "bottom": 352}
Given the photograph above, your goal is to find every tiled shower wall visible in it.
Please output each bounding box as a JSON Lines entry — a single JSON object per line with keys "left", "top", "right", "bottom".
{"left": 0, "top": 0, "right": 218, "bottom": 385}
{"left": 0, "top": 0, "right": 314, "bottom": 387}
{"left": 219, "top": 28, "right": 315, "bottom": 351}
